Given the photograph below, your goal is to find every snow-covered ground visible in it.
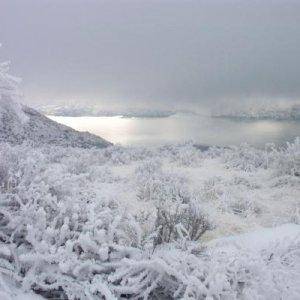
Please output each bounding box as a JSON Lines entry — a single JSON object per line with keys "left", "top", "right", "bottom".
{"left": 1, "top": 140, "right": 299, "bottom": 299}
{"left": 0, "top": 275, "right": 43, "bottom": 300}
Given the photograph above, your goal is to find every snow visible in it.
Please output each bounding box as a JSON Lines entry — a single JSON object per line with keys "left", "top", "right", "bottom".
{"left": 206, "top": 224, "right": 300, "bottom": 299}
{"left": 0, "top": 274, "right": 43, "bottom": 300}
{"left": 210, "top": 223, "right": 300, "bottom": 250}
{"left": 0, "top": 139, "right": 299, "bottom": 299}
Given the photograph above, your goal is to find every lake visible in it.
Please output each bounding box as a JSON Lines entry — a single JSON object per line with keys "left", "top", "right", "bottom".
{"left": 49, "top": 113, "right": 300, "bottom": 147}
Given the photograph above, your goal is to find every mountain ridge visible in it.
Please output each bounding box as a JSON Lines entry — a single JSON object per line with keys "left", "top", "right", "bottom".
{"left": 0, "top": 100, "right": 112, "bottom": 148}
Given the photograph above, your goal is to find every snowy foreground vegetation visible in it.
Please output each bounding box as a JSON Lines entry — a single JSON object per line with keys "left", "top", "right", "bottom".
{"left": 0, "top": 139, "right": 300, "bottom": 299}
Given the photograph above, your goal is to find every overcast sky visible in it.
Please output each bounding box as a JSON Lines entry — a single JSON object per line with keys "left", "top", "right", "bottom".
{"left": 1, "top": 0, "right": 300, "bottom": 109}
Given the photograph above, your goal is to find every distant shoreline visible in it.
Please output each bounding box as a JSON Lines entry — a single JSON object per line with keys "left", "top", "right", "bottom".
{"left": 211, "top": 115, "right": 300, "bottom": 122}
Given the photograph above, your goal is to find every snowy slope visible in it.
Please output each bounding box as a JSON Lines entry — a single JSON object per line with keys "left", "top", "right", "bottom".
{"left": 0, "top": 100, "right": 112, "bottom": 148}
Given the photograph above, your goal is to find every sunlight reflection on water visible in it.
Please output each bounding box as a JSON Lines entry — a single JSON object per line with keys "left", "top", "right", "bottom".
{"left": 49, "top": 114, "right": 300, "bottom": 147}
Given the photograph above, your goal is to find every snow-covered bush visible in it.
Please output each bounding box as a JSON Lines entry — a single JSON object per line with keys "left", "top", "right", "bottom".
{"left": 136, "top": 165, "right": 189, "bottom": 204}
{"left": 159, "top": 142, "right": 204, "bottom": 167}
{"left": 135, "top": 162, "right": 212, "bottom": 246}
{"left": 0, "top": 56, "right": 27, "bottom": 125}
{"left": 222, "top": 144, "right": 268, "bottom": 172}
{"left": 154, "top": 197, "right": 211, "bottom": 246}
{"left": 0, "top": 144, "right": 144, "bottom": 299}
{"left": 109, "top": 225, "right": 300, "bottom": 299}
{"left": 273, "top": 137, "right": 300, "bottom": 176}
{"left": 213, "top": 138, "right": 300, "bottom": 177}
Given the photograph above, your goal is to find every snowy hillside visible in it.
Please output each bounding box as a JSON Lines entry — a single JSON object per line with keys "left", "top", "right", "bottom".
{"left": 0, "top": 102, "right": 112, "bottom": 148}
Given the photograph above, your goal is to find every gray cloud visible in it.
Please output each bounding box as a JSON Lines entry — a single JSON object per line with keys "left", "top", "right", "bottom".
{"left": 1, "top": 0, "right": 300, "bottom": 109}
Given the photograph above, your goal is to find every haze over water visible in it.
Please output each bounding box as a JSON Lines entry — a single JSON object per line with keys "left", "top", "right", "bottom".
{"left": 50, "top": 114, "right": 300, "bottom": 147}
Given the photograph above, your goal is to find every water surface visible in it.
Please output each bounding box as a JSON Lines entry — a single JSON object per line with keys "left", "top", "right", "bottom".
{"left": 49, "top": 113, "right": 300, "bottom": 147}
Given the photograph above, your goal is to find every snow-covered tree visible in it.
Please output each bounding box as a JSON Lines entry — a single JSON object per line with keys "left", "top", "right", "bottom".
{"left": 0, "top": 49, "right": 27, "bottom": 123}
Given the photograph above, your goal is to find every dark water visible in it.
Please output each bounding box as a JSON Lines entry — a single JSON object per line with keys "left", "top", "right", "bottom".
{"left": 50, "top": 113, "right": 300, "bottom": 147}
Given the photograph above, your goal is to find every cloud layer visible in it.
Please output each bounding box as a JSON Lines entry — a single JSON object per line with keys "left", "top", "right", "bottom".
{"left": 1, "top": 0, "right": 300, "bottom": 109}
